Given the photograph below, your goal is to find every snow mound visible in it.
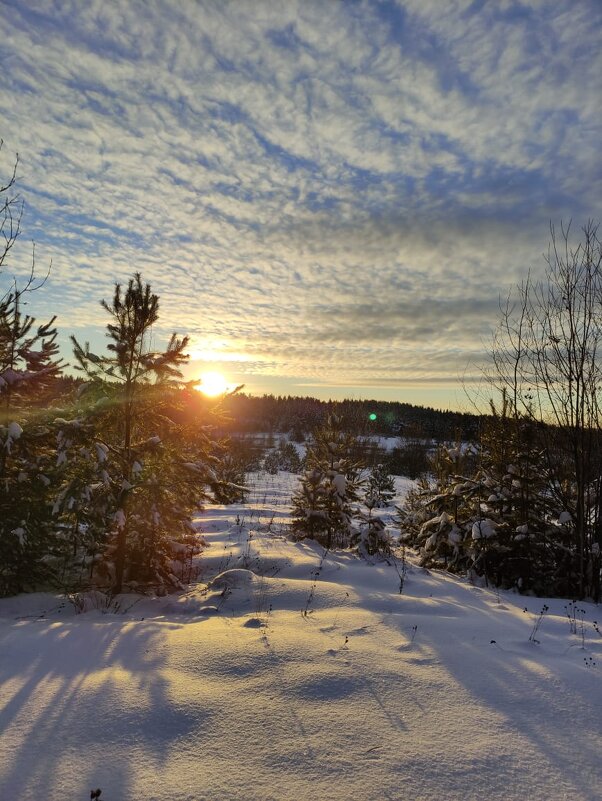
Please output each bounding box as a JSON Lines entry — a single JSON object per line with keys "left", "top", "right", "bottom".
{"left": 208, "top": 568, "right": 257, "bottom": 589}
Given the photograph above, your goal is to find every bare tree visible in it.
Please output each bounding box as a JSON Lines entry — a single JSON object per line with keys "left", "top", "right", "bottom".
{"left": 0, "top": 140, "right": 21, "bottom": 275}
{"left": 0, "top": 141, "right": 59, "bottom": 422}
{"left": 488, "top": 221, "right": 602, "bottom": 599}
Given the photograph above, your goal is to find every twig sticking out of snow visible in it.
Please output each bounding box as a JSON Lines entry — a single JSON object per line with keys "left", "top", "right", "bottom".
{"left": 409, "top": 624, "right": 418, "bottom": 648}
{"left": 528, "top": 604, "right": 549, "bottom": 644}
{"left": 302, "top": 547, "right": 328, "bottom": 617}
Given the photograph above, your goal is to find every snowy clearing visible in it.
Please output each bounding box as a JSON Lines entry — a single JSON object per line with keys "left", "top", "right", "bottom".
{"left": 0, "top": 471, "right": 600, "bottom": 801}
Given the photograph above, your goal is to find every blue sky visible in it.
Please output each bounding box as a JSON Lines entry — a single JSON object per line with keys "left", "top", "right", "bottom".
{"left": 1, "top": 0, "right": 600, "bottom": 409}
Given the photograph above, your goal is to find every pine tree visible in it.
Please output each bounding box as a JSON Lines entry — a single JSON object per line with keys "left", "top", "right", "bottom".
{"left": 67, "top": 274, "right": 217, "bottom": 594}
{"left": 475, "top": 396, "right": 573, "bottom": 594}
{"left": 0, "top": 401, "right": 62, "bottom": 596}
{"left": 292, "top": 414, "right": 363, "bottom": 548}
{"left": 355, "top": 494, "right": 391, "bottom": 557}
{"left": 263, "top": 438, "right": 303, "bottom": 474}
{"left": 366, "top": 462, "right": 396, "bottom": 508}
{"left": 0, "top": 143, "right": 64, "bottom": 595}
{"left": 399, "top": 408, "right": 576, "bottom": 595}
{"left": 397, "top": 442, "right": 480, "bottom": 573}
{"left": 212, "top": 450, "right": 248, "bottom": 503}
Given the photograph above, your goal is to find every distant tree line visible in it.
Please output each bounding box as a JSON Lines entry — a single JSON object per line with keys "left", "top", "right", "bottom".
{"left": 219, "top": 393, "right": 480, "bottom": 441}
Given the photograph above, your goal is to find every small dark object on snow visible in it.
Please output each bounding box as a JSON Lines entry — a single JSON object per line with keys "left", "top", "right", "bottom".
{"left": 91, "top": 790, "right": 102, "bottom": 800}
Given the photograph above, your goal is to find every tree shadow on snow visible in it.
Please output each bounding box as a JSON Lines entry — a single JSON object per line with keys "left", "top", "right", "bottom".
{"left": 0, "top": 615, "right": 206, "bottom": 800}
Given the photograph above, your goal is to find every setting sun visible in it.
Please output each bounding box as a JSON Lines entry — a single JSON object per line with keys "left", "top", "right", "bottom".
{"left": 196, "top": 370, "right": 228, "bottom": 396}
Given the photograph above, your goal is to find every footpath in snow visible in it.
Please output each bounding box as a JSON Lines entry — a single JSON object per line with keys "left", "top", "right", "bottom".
{"left": 0, "top": 471, "right": 600, "bottom": 801}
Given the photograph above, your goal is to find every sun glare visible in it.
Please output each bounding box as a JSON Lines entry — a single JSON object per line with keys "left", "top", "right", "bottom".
{"left": 196, "top": 370, "right": 228, "bottom": 396}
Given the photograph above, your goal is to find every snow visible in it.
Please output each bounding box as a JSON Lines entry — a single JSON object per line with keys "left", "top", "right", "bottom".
{"left": 331, "top": 472, "right": 346, "bottom": 498}
{"left": 471, "top": 518, "right": 498, "bottom": 540}
{"left": 0, "top": 470, "right": 600, "bottom": 801}
{"left": 7, "top": 421, "right": 23, "bottom": 440}
{"left": 11, "top": 527, "right": 26, "bottom": 545}
{"left": 0, "top": 368, "right": 24, "bottom": 386}
{"left": 4, "top": 421, "right": 23, "bottom": 453}
{"left": 95, "top": 442, "right": 109, "bottom": 463}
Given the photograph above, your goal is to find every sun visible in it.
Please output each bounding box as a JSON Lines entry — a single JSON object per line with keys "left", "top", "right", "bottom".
{"left": 195, "top": 370, "right": 228, "bottom": 397}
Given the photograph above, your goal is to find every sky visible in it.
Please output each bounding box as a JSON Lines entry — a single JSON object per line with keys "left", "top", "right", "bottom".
{"left": 1, "top": 0, "right": 600, "bottom": 410}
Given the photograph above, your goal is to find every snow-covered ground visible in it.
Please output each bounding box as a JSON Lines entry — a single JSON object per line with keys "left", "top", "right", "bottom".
{"left": 1, "top": 471, "right": 600, "bottom": 801}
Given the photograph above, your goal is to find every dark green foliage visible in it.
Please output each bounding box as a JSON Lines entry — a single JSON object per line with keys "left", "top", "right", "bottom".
{"left": 292, "top": 415, "right": 363, "bottom": 548}
{"left": 399, "top": 402, "right": 580, "bottom": 596}
{"left": 290, "top": 428, "right": 305, "bottom": 443}
{"left": 387, "top": 436, "right": 431, "bottom": 479}
{"left": 0, "top": 144, "right": 65, "bottom": 595}
{"left": 0, "top": 419, "right": 63, "bottom": 596}
{"left": 398, "top": 443, "right": 477, "bottom": 574}
{"left": 226, "top": 435, "right": 264, "bottom": 472}
{"left": 220, "top": 393, "right": 480, "bottom": 441}
{"left": 212, "top": 451, "right": 248, "bottom": 503}
{"left": 0, "top": 185, "right": 234, "bottom": 598}
{"left": 211, "top": 434, "right": 267, "bottom": 502}
{"left": 366, "top": 462, "right": 396, "bottom": 508}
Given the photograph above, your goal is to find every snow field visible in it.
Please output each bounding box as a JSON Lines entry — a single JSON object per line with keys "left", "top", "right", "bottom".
{"left": 0, "top": 470, "right": 600, "bottom": 801}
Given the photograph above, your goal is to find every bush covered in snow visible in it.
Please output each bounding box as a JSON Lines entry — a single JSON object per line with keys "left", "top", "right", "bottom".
{"left": 399, "top": 400, "right": 582, "bottom": 596}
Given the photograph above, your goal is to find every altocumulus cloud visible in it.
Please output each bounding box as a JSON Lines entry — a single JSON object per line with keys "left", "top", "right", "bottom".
{"left": 0, "top": 0, "right": 600, "bottom": 402}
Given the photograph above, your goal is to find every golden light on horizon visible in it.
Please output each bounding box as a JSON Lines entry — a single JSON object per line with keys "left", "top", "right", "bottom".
{"left": 195, "top": 370, "right": 229, "bottom": 397}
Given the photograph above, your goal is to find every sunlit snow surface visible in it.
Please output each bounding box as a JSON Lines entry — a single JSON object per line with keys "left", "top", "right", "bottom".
{"left": 0, "top": 472, "right": 600, "bottom": 801}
